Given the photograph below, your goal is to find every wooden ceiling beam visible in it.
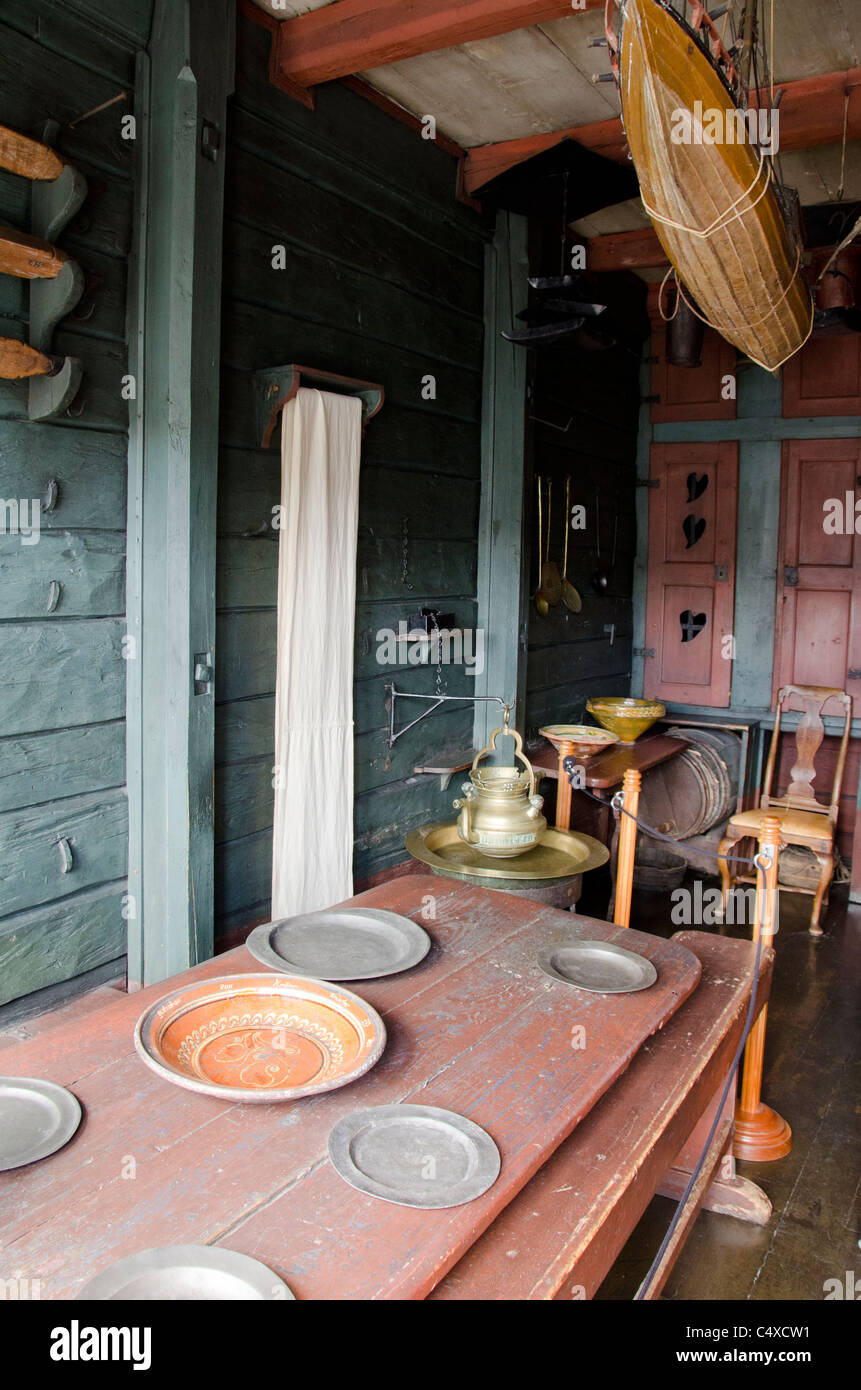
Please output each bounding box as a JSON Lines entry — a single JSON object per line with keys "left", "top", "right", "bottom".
{"left": 272, "top": 0, "right": 606, "bottom": 91}
{"left": 464, "top": 66, "right": 861, "bottom": 195}
{"left": 579, "top": 226, "right": 666, "bottom": 273}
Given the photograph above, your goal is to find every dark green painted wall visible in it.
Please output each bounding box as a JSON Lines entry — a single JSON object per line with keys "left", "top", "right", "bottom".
{"left": 214, "top": 14, "right": 489, "bottom": 935}
{"left": 0, "top": 0, "right": 151, "bottom": 1004}
{"left": 524, "top": 338, "right": 641, "bottom": 738}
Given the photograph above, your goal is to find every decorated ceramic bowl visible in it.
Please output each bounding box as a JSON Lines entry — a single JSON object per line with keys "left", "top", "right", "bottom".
{"left": 586, "top": 697, "right": 666, "bottom": 744}
{"left": 134, "top": 973, "right": 386, "bottom": 1103}
{"left": 539, "top": 724, "right": 620, "bottom": 763}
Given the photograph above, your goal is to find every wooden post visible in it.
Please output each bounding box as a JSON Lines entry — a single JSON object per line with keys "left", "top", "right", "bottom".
{"left": 126, "top": 0, "right": 235, "bottom": 987}
{"left": 613, "top": 768, "right": 640, "bottom": 928}
{"left": 473, "top": 210, "right": 529, "bottom": 747}
{"left": 554, "top": 740, "right": 576, "bottom": 830}
{"left": 733, "top": 814, "right": 792, "bottom": 1161}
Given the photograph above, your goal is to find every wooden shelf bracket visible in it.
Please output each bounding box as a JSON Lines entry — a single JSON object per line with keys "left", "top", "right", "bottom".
{"left": 253, "top": 362, "right": 384, "bottom": 448}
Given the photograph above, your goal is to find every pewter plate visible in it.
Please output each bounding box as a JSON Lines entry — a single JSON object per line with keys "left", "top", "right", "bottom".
{"left": 537, "top": 939, "right": 658, "bottom": 994}
{"left": 247, "top": 908, "right": 431, "bottom": 981}
{"left": 328, "top": 1104, "right": 501, "bottom": 1209}
{"left": 0, "top": 1076, "right": 82, "bottom": 1171}
{"left": 76, "top": 1245, "right": 294, "bottom": 1301}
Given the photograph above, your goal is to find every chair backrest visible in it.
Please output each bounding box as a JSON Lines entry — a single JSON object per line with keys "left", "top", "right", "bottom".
{"left": 760, "top": 684, "right": 853, "bottom": 820}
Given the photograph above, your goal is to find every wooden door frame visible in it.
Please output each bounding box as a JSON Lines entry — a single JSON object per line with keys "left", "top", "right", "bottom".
{"left": 126, "top": 0, "right": 235, "bottom": 988}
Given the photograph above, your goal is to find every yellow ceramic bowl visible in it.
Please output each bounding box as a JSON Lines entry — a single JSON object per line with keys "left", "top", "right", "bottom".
{"left": 585, "top": 697, "right": 666, "bottom": 744}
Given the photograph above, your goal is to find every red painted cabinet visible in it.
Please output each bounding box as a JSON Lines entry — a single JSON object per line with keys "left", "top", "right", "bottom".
{"left": 773, "top": 438, "right": 861, "bottom": 702}
{"left": 649, "top": 321, "right": 737, "bottom": 424}
{"left": 644, "top": 442, "right": 739, "bottom": 707}
{"left": 782, "top": 333, "right": 861, "bottom": 417}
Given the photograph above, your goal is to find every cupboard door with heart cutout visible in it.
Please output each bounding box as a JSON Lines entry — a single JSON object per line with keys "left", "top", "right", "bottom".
{"left": 644, "top": 442, "right": 738, "bottom": 706}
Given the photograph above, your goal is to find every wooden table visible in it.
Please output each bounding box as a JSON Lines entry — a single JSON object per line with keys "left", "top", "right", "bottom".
{"left": 0, "top": 877, "right": 770, "bottom": 1300}
{"left": 531, "top": 733, "right": 690, "bottom": 913}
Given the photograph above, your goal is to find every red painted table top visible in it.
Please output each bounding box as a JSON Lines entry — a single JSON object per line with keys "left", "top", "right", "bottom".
{"left": 530, "top": 732, "right": 689, "bottom": 788}
{"left": 0, "top": 876, "right": 701, "bottom": 1301}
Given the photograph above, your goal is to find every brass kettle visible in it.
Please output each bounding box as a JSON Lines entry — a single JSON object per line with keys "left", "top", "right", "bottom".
{"left": 453, "top": 721, "right": 547, "bottom": 858}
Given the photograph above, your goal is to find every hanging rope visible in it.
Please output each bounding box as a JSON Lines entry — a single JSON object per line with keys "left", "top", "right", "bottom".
{"left": 656, "top": 264, "right": 680, "bottom": 322}
{"left": 563, "top": 761, "right": 757, "bottom": 867}
{"left": 837, "top": 87, "right": 850, "bottom": 202}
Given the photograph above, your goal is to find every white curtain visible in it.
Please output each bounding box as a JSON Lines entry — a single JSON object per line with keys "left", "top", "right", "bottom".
{"left": 271, "top": 386, "right": 363, "bottom": 918}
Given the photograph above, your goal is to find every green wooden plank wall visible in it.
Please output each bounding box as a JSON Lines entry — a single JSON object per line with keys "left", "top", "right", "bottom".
{"left": 0, "top": 0, "right": 152, "bottom": 1004}
{"left": 524, "top": 339, "right": 641, "bottom": 738}
{"left": 214, "top": 14, "right": 489, "bottom": 934}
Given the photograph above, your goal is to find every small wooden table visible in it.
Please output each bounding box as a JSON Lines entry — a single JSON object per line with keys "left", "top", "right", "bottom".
{"left": 531, "top": 733, "right": 690, "bottom": 913}
{"left": 0, "top": 877, "right": 770, "bottom": 1300}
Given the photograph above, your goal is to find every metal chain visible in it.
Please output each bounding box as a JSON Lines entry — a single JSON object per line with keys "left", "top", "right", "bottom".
{"left": 401, "top": 516, "right": 413, "bottom": 590}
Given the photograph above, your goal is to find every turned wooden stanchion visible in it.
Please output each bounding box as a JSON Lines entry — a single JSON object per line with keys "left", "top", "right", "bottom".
{"left": 733, "top": 814, "right": 792, "bottom": 1161}
{"left": 613, "top": 768, "right": 641, "bottom": 928}
{"left": 554, "top": 739, "right": 577, "bottom": 830}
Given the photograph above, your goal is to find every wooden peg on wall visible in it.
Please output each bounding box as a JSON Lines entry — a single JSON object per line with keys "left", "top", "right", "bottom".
{"left": 0, "top": 336, "right": 82, "bottom": 420}
{"left": 0, "top": 224, "right": 69, "bottom": 280}
{"left": 0, "top": 123, "right": 65, "bottom": 181}
{"left": 0, "top": 337, "right": 62, "bottom": 379}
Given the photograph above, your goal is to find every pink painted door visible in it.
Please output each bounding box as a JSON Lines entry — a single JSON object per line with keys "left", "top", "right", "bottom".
{"left": 773, "top": 438, "right": 861, "bottom": 702}
{"left": 644, "top": 442, "right": 739, "bottom": 707}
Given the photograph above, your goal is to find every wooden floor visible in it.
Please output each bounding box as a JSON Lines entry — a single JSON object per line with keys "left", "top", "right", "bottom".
{"left": 585, "top": 876, "right": 861, "bottom": 1302}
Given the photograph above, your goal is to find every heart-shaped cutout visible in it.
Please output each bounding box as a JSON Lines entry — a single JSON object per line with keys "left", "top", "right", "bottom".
{"left": 682, "top": 514, "right": 707, "bottom": 549}
{"left": 680, "top": 610, "right": 707, "bottom": 642}
{"left": 686, "top": 472, "right": 708, "bottom": 502}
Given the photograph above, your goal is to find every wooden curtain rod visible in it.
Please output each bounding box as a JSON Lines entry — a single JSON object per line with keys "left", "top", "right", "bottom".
{"left": 253, "top": 363, "right": 385, "bottom": 448}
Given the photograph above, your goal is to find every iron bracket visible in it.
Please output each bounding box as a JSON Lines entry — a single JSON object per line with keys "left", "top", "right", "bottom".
{"left": 386, "top": 682, "right": 511, "bottom": 748}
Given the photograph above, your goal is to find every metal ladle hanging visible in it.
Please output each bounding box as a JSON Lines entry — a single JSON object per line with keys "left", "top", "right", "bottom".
{"left": 535, "top": 476, "right": 551, "bottom": 616}
{"left": 591, "top": 492, "right": 618, "bottom": 596}
{"left": 561, "top": 475, "right": 582, "bottom": 613}
{"left": 541, "top": 477, "right": 562, "bottom": 605}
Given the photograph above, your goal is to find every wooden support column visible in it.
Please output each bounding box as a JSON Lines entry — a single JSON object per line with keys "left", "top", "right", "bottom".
{"left": 613, "top": 768, "right": 640, "bottom": 928}
{"left": 473, "top": 211, "right": 529, "bottom": 747}
{"left": 126, "top": 0, "right": 235, "bottom": 988}
{"left": 734, "top": 815, "right": 792, "bottom": 1161}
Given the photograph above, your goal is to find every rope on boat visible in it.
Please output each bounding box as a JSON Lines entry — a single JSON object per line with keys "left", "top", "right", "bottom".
{"left": 640, "top": 143, "right": 772, "bottom": 242}
{"left": 656, "top": 247, "right": 813, "bottom": 373}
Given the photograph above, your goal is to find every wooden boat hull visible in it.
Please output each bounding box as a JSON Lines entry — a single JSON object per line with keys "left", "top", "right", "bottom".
{"left": 619, "top": 0, "right": 812, "bottom": 372}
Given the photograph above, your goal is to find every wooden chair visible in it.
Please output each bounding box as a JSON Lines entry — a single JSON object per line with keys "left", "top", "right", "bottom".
{"left": 718, "top": 685, "right": 852, "bottom": 936}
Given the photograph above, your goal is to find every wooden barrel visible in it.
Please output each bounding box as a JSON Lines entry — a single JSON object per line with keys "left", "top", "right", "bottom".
{"left": 639, "top": 729, "right": 741, "bottom": 841}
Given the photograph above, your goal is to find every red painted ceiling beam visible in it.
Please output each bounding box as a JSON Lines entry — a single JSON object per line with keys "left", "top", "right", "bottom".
{"left": 463, "top": 65, "right": 861, "bottom": 195}
{"left": 274, "top": 0, "right": 606, "bottom": 90}
{"left": 580, "top": 226, "right": 666, "bottom": 273}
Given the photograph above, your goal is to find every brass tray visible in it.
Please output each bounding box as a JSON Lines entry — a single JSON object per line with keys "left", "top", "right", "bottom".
{"left": 405, "top": 821, "right": 608, "bottom": 883}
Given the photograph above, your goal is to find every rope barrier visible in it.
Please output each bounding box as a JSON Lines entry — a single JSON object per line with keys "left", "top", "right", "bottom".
{"left": 562, "top": 760, "right": 757, "bottom": 867}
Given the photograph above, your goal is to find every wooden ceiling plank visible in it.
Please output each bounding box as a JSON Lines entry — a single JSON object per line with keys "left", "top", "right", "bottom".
{"left": 463, "top": 65, "right": 861, "bottom": 194}
{"left": 275, "top": 0, "right": 605, "bottom": 89}
{"left": 361, "top": 26, "right": 610, "bottom": 149}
